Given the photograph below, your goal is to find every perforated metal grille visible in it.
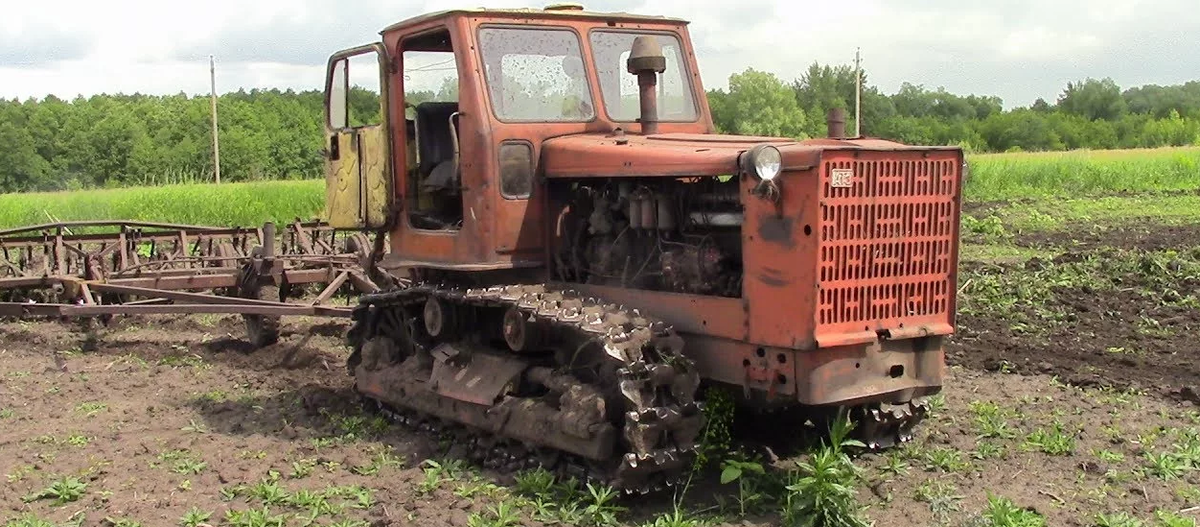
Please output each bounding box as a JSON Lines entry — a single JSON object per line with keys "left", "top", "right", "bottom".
{"left": 816, "top": 157, "right": 959, "bottom": 330}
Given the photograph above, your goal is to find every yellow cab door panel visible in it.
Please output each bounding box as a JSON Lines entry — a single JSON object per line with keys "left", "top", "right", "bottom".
{"left": 325, "top": 132, "right": 361, "bottom": 228}
{"left": 357, "top": 125, "right": 390, "bottom": 227}
{"left": 323, "top": 44, "right": 393, "bottom": 230}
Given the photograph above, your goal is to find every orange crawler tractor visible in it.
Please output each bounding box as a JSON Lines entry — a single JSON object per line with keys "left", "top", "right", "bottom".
{"left": 322, "top": 5, "right": 962, "bottom": 492}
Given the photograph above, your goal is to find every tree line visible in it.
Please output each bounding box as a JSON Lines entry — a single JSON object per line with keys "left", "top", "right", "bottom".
{"left": 710, "top": 65, "right": 1200, "bottom": 153}
{"left": 2, "top": 65, "right": 1199, "bottom": 193}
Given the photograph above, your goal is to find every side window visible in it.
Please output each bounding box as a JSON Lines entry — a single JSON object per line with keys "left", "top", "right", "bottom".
{"left": 328, "top": 53, "right": 384, "bottom": 129}
{"left": 403, "top": 50, "right": 459, "bottom": 112}
{"left": 402, "top": 30, "right": 464, "bottom": 231}
{"left": 328, "top": 61, "right": 347, "bottom": 128}
{"left": 347, "top": 54, "right": 384, "bottom": 127}
{"left": 498, "top": 142, "right": 533, "bottom": 199}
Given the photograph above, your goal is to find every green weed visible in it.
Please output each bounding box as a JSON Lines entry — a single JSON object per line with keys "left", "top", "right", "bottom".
{"left": 1024, "top": 423, "right": 1077, "bottom": 456}
{"left": 975, "top": 494, "right": 1045, "bottom": 527}
{"left": 158, "top": 353, "right": 206, "bottom": 369}
{"left": 514, "top": 468, "right": 557, "bottom": 499}
{"left": 924, "top": 446, "right": 970, "bottom": 472}
{"left": 720, "top": 457, "right": 769, "bottom": 516}
{"left": 173, "top": 458, "right": 207, "bottom": 475}
{"left": 223, "top": 507, "right": 286, "bottom": 527}
{"left": 74, "top": 402, "right": 107, "bottom": 417}
{"left": 581, "top": 484, "right": 625, "bottom": 527}
{"left": 782, "top": 411, "right": 870, "bottom": 527}
{"left": 180, "top": 419, "right": 208, "bottom": 434}
{"left": 641, "top": 508, "right": 705, "bottom": 527}
{"left": 694, "top": 386, "right": 736, "bottom": 470}
{"left": 1144, "top": 451, "right": 1189, "bottom": 480}
{"left": 6, "top": 465, "right": 35, "bottom": 483}
{"left": 972, "top": 440, "right": 1007, "bottom": 460}
{"left": 22, "top": 476, "right": 87, "bottom": 505}
{"left": 467, "top": 501, "right": 523, "bottom": 527}
{"left": 879, "top": 452, "right": 910, "bottom": 476}
{"left": 914, "top": 480, "right": 963, "bottom": 524}
{"left": 417, "top": 458, "right": 466, "bottom": 494}
{"left": 248, "top": 478, "right": 289, "bottom": 506}
{"left": 1153, "top": 510, "right": 1196, "bottom": 527}
{"left": 1094, "top": 512, "right": 1145, "bottom": 527}
{"left": 289, "top": 458, "right": 317, "bottom": 479}
{"left": 4, "top": 515, "right": 57, "bottom": 527}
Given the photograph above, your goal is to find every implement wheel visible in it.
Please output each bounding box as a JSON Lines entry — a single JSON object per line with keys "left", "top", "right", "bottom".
{"left": 238, "top": 273, "right": 281, "bottom": 349}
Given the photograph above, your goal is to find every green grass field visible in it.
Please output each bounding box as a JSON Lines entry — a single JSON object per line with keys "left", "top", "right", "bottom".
{"left": 964, "top": 146, "right": 1200, "bottom": 201}
{"left": 0, "top": 179, "right": 323, "bottom": 230}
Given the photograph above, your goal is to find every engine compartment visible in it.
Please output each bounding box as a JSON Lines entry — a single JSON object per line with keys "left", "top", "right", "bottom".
{"left": 551, "top": 176, "right": 744, "bottom": 298}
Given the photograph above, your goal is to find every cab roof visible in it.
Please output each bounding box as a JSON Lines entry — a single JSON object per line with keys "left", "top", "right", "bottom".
{"left": 381, "top": 6, "right": 689, "bottom": 34}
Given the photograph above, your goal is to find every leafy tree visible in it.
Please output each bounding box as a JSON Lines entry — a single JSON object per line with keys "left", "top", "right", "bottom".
{"left": 710, "top": 68, "right": 809, "bottom": 138}
{"left": 979, "top": 109, "right": 1064, "bottom": 152}
{"left": 1058, "top": 78, "right": 1127, "bottom": 121}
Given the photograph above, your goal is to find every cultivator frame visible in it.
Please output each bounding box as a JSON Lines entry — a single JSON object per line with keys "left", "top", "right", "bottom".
{"left": 0, "top": 220, "right": 379, "bottom": 334}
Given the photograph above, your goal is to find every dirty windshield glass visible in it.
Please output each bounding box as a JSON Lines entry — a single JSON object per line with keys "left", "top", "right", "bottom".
{"left": 478, "top": 27, "right": 594, "bottom": 122}
{"left": 590, "top": 31, "right": 697, "bottom": 122}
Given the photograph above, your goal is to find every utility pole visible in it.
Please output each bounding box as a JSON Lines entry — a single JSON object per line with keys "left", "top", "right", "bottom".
{"left": 854, "top": 47, "right": 862, "bottom": 138}
{"left": 209, "top": 55, "right": 221, "bottom": 184}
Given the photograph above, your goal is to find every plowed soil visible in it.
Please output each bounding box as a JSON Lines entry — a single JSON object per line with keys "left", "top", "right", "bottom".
{"left": 3, "top": 218, "right": 1200, "bottom": 526}
{"left": 951, "top": 223, "right": 1200, "bottom": 403}
{"left": 1016, "top": 222, "right": 1200, "bottom": 253}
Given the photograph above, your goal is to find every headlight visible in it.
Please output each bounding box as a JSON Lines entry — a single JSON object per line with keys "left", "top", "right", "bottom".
{"left": 743, "top": 144, "right": 782, "bottom": 181}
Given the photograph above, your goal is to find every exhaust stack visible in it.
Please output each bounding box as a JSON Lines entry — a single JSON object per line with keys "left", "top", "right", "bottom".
{"left": 826, "top": 108, "right": 846, "bottom": 139}
{"left": 626, "top": 36, "right": 666, "bottom": 135}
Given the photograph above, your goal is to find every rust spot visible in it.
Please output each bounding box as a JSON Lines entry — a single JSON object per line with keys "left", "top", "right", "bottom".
{"left": 757, "top": 216, "right": 794, "bottom": 247}
{"left": 757, "top": 268, "right": 788, "bottom": 288}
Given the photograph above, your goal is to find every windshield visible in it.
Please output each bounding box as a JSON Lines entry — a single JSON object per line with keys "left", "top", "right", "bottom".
{"left": 590, "top": 31, "right": 697, "bottom": 122}
{"left": 478, "top": 27, "right": 595, "bottom": 122}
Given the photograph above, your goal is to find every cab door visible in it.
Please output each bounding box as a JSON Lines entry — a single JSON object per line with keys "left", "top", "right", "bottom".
{"left": 324, "top": 44, "right": 393, "bottom": 229}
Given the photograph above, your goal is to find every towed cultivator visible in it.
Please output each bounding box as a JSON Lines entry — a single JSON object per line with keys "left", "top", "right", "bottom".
{"left": 0, "top": 220, "right": 378, "bottom": 345}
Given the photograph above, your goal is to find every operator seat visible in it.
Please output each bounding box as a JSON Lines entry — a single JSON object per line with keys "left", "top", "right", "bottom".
{"left": 412, "top": 101, "right": 462, "bottom": 229}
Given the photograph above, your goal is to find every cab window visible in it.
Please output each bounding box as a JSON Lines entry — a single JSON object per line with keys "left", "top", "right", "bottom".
{"left": 478, "top": 27, "right": 594, "bottom": 122}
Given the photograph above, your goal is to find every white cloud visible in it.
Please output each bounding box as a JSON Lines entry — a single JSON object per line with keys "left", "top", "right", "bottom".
{"left": 1, "top": 0, "right": 1198, "bottom": 107}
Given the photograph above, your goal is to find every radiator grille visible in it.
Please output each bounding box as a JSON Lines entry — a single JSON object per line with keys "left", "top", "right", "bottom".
{"left": 816, "top": 157, "right": 959, "bottom": 331}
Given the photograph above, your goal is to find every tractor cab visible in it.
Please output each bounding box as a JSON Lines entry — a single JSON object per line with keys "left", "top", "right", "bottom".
{"left": 322, "top": 5, "right": 712, "bottom": 270}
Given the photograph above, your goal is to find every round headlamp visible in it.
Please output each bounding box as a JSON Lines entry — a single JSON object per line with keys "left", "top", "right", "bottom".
{"left": 743, "top": 144, "right": 782, "bottom": 181}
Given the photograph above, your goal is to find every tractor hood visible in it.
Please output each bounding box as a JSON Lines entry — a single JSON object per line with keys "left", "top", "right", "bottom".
{"left": 539, "top": 132, "right": 931, "bottom": 179}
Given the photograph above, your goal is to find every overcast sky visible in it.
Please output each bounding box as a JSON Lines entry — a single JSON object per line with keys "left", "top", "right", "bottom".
{"left": 2, "top": 0, "right": 1198, "bottom": 108}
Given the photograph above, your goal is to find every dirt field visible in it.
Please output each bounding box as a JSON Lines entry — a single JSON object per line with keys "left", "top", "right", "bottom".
{"left": 4, "top": 205, "right": 1200, "bottom": 526}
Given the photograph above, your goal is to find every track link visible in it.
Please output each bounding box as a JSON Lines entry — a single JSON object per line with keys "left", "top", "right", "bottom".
{"left": 346, "top": 283, "right": 704, "bottom": 494}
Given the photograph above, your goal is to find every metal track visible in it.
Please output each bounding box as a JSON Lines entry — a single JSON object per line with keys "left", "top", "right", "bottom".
{"left": 856, "top": 399, "right": 930, "bottom": 450}
{"left": 346, "top": 283, "right": 704, "bottom": 494}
